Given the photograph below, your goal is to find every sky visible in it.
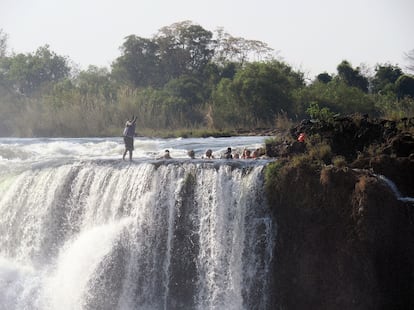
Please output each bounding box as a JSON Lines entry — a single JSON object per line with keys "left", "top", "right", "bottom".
{"left": 1, "top": 0, "right": 414, "bottom": 79}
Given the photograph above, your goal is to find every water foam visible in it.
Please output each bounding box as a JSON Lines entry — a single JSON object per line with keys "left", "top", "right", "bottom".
{"left": 0, "top": 159, "right": 274, "bottom": 309}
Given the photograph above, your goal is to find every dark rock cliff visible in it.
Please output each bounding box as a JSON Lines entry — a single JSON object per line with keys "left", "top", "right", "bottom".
{"left": 268, "top": 165, "right": 414, "bottom": 310}
{"left": 265, "top": 116, "right": 414, "bottom": 310}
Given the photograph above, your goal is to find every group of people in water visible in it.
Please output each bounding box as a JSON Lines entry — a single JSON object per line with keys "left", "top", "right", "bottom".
{"left": 122, "top": 115, "right": 265, "bottom": 161}
{"left": 154, "top": 147, "right": 265, "bottom": 160}
{"left": 199, "top": 147, "right": 265, "bottom": 160}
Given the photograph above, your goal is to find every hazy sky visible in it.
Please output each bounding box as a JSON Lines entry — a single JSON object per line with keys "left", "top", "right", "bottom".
{"left": 2, "top": 0, "right": 413, "bottom": 79}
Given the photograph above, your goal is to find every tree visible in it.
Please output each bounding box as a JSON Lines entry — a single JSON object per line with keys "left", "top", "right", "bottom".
{"left": 2, "top": 45, "right": 70, "bottom": 95}
{"left": 180, "top": 23, "right": 215, "bottom": 73}
{"left": 336, "top": 60, "right": 369, "bottom": 92}
{"left": 395, "top": 75, "right": 414, "bottom": 99}
{"left": 155, "top": 21, "right": 214, "bottom": 80}
{"left": 112, "top": 35, "right": 160, "bottom": 88}
{"left": 213, "top": 28, "right": 274, "bottom": 66}
{"left": 212, "top": 61, "right": 304, "bottom": 127}
{"left": 296, "top": 79, "right": 377, "bottom": 116}
{"left": 371, "top": 64, "right": 403, "bottom": 95}
{"left": 316, "top": 72, "right": 332, "bottom": 84}
{"left": 75, "top": 65, "right": 117, "bottom": 104}
{"left": 163, "top": 75, "right": 206, "bottom": 124}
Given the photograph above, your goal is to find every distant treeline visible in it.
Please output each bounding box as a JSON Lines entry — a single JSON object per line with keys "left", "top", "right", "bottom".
{"left": 0, "top": 22, "right": 413, "bottom": 137}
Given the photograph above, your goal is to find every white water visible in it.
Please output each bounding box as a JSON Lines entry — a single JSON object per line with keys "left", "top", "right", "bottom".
{"left": 0, "top": 137, "right": 275, "bottom": 310}
{"left": 376, "top": 174, "right": 414, "bottom": 203}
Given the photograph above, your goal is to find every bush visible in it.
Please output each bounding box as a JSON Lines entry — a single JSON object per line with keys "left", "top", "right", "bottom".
{"left": 306, "top": 101, "right": 335, "bottom": 123}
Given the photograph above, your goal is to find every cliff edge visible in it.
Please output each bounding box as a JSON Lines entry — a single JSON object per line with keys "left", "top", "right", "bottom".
{"left": 265, "top": 116, "right": 414, "bottom": 309}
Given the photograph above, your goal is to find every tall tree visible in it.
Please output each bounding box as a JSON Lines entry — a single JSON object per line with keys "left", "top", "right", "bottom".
{"left": 316, "top": 72, "right": 332, "bottom": 84}
{"left": 112, "top": 35, "right": 160, "bottom": 88}
{"left": 296, "top": 79, "right": 377, "bottom": 116}
{"left": 163, "top": 75, "right": 206, "bottom": 124}
{"left": 75, "top": 65, "right": 117, "bottom": 104}
{"left": 213, "top": 61, "right": 304, "bottom": 127}
{"left": 336, "top": 60, "right": 369, "bottom": 93}
{"left": 213, "top": 28, "right": 274, "bottom": 66}
{"left": 155, "top": 21, "right": 214, "bottom": 79}
{"left": 2, "top": 45, "right": 70, "bottom": 95}
{"left": 371, "top": 64, "right": 403, "bottom": 95}
{"left": 395, "top": 75, "right": 414, "bottom": 99}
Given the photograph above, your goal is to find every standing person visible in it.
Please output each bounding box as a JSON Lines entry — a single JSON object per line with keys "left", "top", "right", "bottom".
{"left": 122, "top": 115, "right": 137, "bottom": 161}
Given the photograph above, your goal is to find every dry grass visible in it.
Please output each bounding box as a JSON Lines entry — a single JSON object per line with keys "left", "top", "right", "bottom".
{"left": 275, "top": 112, "right": 294, "bottom": 133}
{"left": 332, "top": 155, "right": 347, "bottom": 168}
{"left": 308, "top": 142, "right": 332, "bottom": 162}
{"left": 320, "top": 167, "right": 331, "bottom": 186}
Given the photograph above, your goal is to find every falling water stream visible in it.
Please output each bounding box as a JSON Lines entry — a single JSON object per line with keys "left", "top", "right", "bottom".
{"left": 0, "top": 137, "right": 275, "bottom": 310}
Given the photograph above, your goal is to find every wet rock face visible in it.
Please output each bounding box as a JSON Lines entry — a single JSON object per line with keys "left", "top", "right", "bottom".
{"left": 369, "top": 155, "right": 414, "bottom": 197}
{"left": 389, "top": 133, "right": 414, "bottom": 157}
{"left": 268, "top": 166, "right": 414, "bottom": 310}
{"left": 264, "top": 116, "right": 414, "bottom": 309}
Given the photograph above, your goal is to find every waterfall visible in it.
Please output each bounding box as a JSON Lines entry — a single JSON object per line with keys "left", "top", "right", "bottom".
{"left": 376, "top": 174, "right": 414, "bottom": 203}
{"left": 0, "top": 160, "right": 274, "bottom": 310}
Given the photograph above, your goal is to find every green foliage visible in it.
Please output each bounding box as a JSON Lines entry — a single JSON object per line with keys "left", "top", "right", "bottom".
{"left": 0, "top": 45, "right": 70, "bottom": 96}
{"left": 212, "top": 60, "right": 304, "bottom": 128}
{"left": 375, "top": 94, "right": 414, "bottom": 119}
{"left": 307, "top": 141, "right": 332, "bottom": 164}
{"left": 1, "top": 21, "right": 413, "bottom": 137}
{"left": 111, "top": 35, "right": 160, "bottom": 88}
{"left": 212, "top": 78, "right": 248, "bottom": 128}
{"left": 306, "top": 102, "right": 335, "bottom": 122}
{"left": 395, "top": 75, "right": 414, "bottom": 99}
{"left": 371, "top": 64, "right": 403, "bottom": 95}
{"left": 316, "top": 72, "right": 332, "bottom": 84}
{"left": 156, "top": 21, "right": 214, "bottom": 76}
{"left": 289, "top": 153, "right": 319, "bottom": 168}
{"left": 213, "top": 27, "right": 274, "bottom": 66}
{"left": 336, "top": 60, "right": 369, "bottom": 92}
{"left": 297, "top": 79, "right": 377, "bottom": 117}
{"left": 264, "top": 160, "right": 285, "bottom": 192}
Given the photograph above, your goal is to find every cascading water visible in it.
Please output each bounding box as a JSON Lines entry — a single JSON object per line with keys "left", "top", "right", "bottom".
{"left": 0, "top": 159, "right": 274, "bottom": 310}
{"left": 376, "top": 174, "right": 414, "bottom": 203}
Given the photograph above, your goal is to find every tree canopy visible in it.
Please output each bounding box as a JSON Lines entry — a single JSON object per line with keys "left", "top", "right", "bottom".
{"left": 0, "top": 22, "right": 413, "bottom": 137}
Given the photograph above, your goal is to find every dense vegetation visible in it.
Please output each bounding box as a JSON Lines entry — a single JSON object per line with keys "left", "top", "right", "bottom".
{"left": 0, "top": 22, "right": 413, "bottom": 137}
